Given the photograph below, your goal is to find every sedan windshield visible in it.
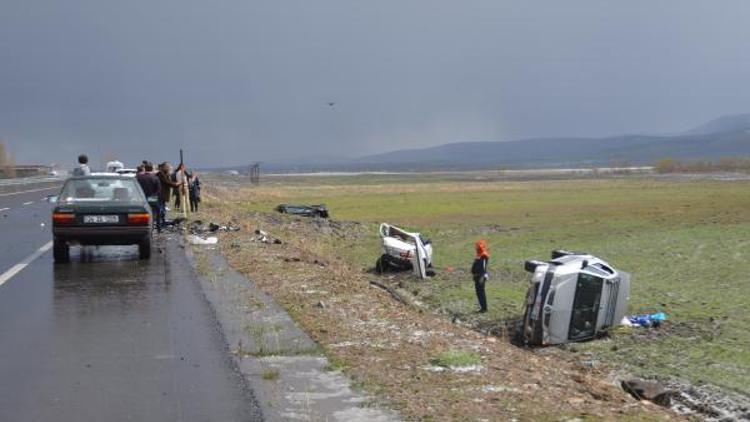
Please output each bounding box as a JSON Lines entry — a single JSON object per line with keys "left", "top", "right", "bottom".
{"left": 60, "top": 178, "right": 145, "bottom": 203}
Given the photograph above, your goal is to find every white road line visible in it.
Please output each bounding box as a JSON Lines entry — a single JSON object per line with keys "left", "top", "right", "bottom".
{"left": 0, "top": 241, "right": 53, "bottom": 288}
{"left": 0, "top": 186, "right": 59, "bottom": 197}
{"left": 22, "top": 201, "right": 34, "bottom": 206}
{"left": 0, "top": 207, "right": 9, "bottom": 212}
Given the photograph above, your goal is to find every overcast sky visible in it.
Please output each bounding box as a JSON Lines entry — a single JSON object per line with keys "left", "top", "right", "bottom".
{"left": 1, "top": 1, "right": 749, "bottom": 167}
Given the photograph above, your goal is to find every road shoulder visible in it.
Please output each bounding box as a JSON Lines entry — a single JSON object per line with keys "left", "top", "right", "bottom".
{"left": 183, "top": 239, "right": 399, "bottom": 422}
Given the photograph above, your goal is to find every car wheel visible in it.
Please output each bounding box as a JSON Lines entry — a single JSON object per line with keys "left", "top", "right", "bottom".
{"left": 138, "top": 237, "right": 151, "bottom": 260}
{"left": 375, "top": 255, "right": 389, "bottom": 274}
{"left": 53, "top": 239, "right": 69, "bottom": 263}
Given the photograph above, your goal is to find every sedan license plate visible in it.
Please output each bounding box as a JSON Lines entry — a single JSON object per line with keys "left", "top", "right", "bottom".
{"left": 83, "top": 215, "right": 119, "bottom": 224}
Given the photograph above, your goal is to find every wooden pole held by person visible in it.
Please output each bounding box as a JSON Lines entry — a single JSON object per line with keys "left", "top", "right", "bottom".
{"left": 179, "top": 149, "right": 190, "bottom": 219}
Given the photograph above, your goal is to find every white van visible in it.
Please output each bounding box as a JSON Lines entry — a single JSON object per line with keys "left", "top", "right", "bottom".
{"left": 521, "top": 250, "right": 630, "bottom": 346}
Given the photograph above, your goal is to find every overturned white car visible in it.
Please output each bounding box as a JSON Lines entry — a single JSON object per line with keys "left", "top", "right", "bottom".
{"left": 521, "top": 250, "right": 630, "bottom": 346}
{"left": 376, "top": 223, "right": 433, "bottom": 279}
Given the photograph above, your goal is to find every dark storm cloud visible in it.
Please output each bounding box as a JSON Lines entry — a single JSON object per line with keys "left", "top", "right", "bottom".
{"left": 1, "top": 1, "right": 749, "bottom": 167}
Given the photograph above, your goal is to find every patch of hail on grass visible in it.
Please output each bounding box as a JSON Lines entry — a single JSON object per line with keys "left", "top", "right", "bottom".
{"left": 420, "top": 365, "right": 485, "bottom": 374}
{"left": 303, "top": 289, "right": 329, "bottom": 295}
{"left": 482, "top": 385, "right": 520, "bottom": 393}
{"left": 330, "top": 341, "right": 365, "bottom": 348}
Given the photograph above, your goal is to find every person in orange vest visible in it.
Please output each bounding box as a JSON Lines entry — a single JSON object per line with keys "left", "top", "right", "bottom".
{"left": 471, "top": 240, "right": 490, "bottom": 313}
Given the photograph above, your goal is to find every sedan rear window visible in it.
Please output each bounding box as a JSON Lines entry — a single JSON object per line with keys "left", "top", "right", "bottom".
{"left": 61, "top": 178, "right": 145, "bottom": 203}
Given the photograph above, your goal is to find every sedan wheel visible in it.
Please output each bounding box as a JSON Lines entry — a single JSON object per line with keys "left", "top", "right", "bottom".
{"left": 138, "top": 237, "right": 152, "bottom": 260}
{"left": 53, "top": 239, "right": 69, "bottom": 263}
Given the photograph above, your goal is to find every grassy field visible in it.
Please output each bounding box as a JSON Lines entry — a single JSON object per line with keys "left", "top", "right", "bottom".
{"left": 206, "top": 174, "right": 750, "bottom": 403}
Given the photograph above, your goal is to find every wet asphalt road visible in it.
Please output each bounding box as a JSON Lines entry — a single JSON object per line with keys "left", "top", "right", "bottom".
{"left": 0, "top": 188, "right": 263, "bottom": 421}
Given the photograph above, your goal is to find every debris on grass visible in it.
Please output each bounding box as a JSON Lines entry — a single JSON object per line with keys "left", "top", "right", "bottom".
{"left": 275, "top": 203, "right": 329, "bottom": 219}
{"left": 621, "top": 378, "right": 675, "bottom": 407}
{"left": 187, "top": 234, "right": 218, "bottom": 245}
{"left": 190, "top": 219, "right": 241, "bottom": 234}
{"left": 253, "top": 229, "right": 282, "bottom": 244}
{"left": 623, "top": 312, "right": 668, "bottom": 328}
{"left": 664, "top": 378, "right": 750, "bottom": 421}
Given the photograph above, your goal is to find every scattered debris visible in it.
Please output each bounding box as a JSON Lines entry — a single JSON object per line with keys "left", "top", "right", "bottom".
{"left": 664, "top": 378, "right": 750, "bottom": 421}
{"left": 623, "top": 312, "right": 667, "bottom": 328}
{"left": 376, "top": 223, "right": 433, "bottom": 279}
{"left": 189, "top": 220, "right": 240, "bottom": 235}
{"left": 159, "top": 217, "right": 187, "bottom": 233}
{"left": 252, "top": 229, "right": 282, "bottom": 244}
{"left": 370, "top": 280, "right": 424, "bottom": 308}
{"left": 275, "top": 203, "right": 329, "bottom": 218}
{"left": 621, "top": 378, "right": 675, "bottom": 407}
{"left": 187, "top": 235, "right": 218, "bottom": 245}
{"left": 521, "top": 250, "right": 630, "bottom": 346}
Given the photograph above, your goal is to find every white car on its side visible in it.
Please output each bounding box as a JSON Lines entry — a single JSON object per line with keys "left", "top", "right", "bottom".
{"left": 376, "top": 223, "right": 433, "bottom": 279}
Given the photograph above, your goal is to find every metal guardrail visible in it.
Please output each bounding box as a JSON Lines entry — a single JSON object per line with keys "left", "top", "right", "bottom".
{"left": 0, "top": 176, "right": 63, "bottom": 187}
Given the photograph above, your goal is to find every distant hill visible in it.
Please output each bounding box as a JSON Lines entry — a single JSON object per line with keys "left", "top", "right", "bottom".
{"left": 346, "top": 114, "right": 750, "bottom": 171}
{"left": 211, "top": 114, "right": 750, "bottom": 173}
{"left": 684, "top": 113, "right": 750, "bottom": 135}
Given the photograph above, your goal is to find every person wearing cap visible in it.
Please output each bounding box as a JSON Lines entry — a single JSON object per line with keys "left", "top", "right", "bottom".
{"left": 471, "top": 240, "right": 490, "bottom": 313}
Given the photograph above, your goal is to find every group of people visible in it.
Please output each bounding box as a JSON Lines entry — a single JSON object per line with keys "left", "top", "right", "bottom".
{"left": 135, "top": 161, "right": 201, "bottom": 231}
{"left": 72, "top": 154, "right": 489, "bottom": 310}
{"left": 72, "top": 154, "right": 201, "bottom": 232}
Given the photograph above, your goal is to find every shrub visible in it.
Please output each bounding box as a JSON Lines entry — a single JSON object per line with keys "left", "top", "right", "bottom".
{"left": 432, "top": 350, "right": 481, "bottom": 368}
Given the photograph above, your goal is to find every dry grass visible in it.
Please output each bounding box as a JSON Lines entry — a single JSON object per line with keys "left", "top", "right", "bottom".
{"left": 199, "top": 183, "right": 676, "bottom": 421}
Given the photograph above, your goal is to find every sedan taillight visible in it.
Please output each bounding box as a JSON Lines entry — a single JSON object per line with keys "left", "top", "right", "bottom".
{"left": 127, "top": 213, "right": 151, "bottom": 225}
{"left": 52, "top": 213, "right": 75, "bottom": 225}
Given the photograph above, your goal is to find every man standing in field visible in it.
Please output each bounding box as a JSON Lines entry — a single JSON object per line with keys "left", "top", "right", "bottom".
{"left": 471, "top": 240, "right": 490, "bottom": 313}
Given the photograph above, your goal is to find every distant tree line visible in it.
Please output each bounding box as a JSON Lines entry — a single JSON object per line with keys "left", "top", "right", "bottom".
{"left": 654, "top": 157, "right": 750, "bottom": 173}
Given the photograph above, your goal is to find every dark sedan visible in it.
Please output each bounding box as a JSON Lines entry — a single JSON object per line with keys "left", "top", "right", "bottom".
{"left": 51, "top": 175, "right": 153, "bottom": 262}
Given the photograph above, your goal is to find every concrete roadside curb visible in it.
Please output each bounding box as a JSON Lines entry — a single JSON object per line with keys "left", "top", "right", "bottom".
{"left": 182, "top": 240, "right": 399, "bottom": 421}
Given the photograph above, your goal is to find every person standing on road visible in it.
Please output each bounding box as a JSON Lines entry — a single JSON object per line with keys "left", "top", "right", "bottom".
{"left": 157, "top": 162, "right": 181, "bottom": 230}
{"left": 188, "top": 170, "right": 201, "bottom": 213}
{"left": 137, "top": 162, "right": 161, "bottom": 229}
{"left": 172, "top": 163, "right": 187, "bottom": 211}
{"left": 471, "top": 240, "right": 490, "bottom": 313}
{"left": 72, "top": 154, "right": 91, "bottom": 176}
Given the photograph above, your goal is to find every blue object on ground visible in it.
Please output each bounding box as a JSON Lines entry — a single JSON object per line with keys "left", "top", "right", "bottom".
{"left": 627, "top": 312, "right": 668, "bottom": 328}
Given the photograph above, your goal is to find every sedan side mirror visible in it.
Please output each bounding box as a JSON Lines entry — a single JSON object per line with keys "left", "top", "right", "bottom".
{"left": 46, "top": 195, "right": 59, "bottom": 203}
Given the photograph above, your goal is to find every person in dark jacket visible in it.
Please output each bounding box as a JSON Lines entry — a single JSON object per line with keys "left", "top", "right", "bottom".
{"left": 471, "top": 240, "right": 490, "bottom": 313}
{"left": 136, "top": 162, "right": 161, "bottom": 229}
{"left": 136, "top": 162, "right": 160, "bottom": 198}
{"left": 156, "top": 162, "right": 180, "bottom": 230}
{"left": 188, "top": 171, "right": 201, "bottom": 213}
